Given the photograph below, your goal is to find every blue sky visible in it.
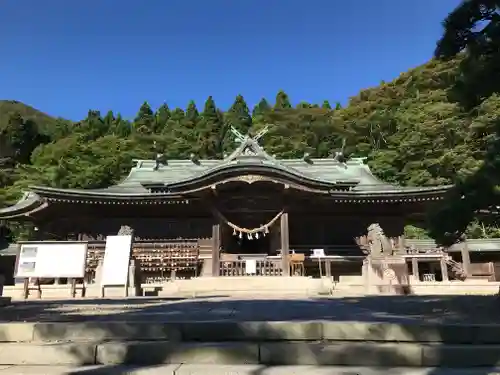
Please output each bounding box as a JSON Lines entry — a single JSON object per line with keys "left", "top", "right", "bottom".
{"left": 0, "top": 0, "right": 461, "bottom": 121}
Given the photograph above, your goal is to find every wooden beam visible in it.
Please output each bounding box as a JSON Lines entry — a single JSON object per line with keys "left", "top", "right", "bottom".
{"left": 211, "top": 223, "right": 221, "bottom": 277}
{"left": 280, "top": 212, "right": 290, "bottom": 276}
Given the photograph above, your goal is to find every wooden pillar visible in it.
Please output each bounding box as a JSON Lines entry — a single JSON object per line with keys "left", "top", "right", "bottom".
{"left": 461, "top": 242, "right": 471, "bottom": 277}
{"left": 211, "top": 223, "right": 221, "bottom": 277}
{"left": 440, "top": 258, "right": 449, "bottom": 281}
{"left": 280, "top": 212, "right": 290, "bottom": 276}
{"left": 411, "top": 258, "right": 419, "bottom": 282}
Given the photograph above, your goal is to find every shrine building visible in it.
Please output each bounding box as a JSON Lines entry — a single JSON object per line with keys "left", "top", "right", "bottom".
{"left": 0, "top": 127, "right": 497, "bottom": 286}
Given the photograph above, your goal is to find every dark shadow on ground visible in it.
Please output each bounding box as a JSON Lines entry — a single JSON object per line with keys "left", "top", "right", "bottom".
{"left": 1, "top": 294, "right": 500, "bottom": 375}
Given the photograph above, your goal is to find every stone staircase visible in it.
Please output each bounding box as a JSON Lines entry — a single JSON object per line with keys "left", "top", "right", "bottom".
{"left": 0, "top": 320, "right": 499, "bottom": 370}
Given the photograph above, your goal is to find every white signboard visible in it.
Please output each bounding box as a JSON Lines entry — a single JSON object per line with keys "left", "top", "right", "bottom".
{"left": 311, "top": 249, "right": 325, "bottom": 258}
{"left": 101, "top": 235, "right": 132, "bottom": 286}
{"left": 245, "top": 259, "right": 257, "bottom": 274}
{"left": 15, "top": 242, "right": 87, "bottom": 278}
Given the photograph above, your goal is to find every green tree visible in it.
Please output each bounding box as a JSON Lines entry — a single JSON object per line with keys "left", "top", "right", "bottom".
{"left": 154, "top": 103, "right": 171, "bottom": 133}
{"left": 134, "top": 101, "right": 155, "bottom": 134}
{"left": 109, "top": 113, "right": 132, "bottom": 138}
{"left": 227, "top": 95, "right": 252, "bottom": 133}
{"left": 429, "top": 94, "right": 500, "bottom": 244}
{"left": 435, "top": 0, "right": 500, "bottom": 108}
{"left": 0, "top": 112, "right": 41, "bottom": 165}
{"left": 224, "top": 95, "right": 252, "bottom": 152}
{"left": 197, "top": 96, "right": 227, "bottom": 158}
{"left": 185, "top": 101, "right": 200, "bottom": 123}
{"left": 252, "top": 98, "right": 271, "bottom": 119}
{"left": 274, "top": 90, "right": 292, "bottom": 109}
{"left": 321, "top": 100, "right": 332, "bottom": 110}
{"left": 73, "top": 110, "right": 109, "bottom": 141}
{"left": 427, "top": 0, "right": 500, "bottom": 243}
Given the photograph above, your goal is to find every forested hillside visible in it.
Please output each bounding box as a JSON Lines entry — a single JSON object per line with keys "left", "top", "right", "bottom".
{"left": 1, "top": 55, "right": 500, "bottom": 241}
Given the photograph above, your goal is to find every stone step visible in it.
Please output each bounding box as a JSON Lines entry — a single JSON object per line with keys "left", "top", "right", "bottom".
{"left": 1, "top": 341, "right": 500, "bottom": 367}
{"left": 4, "top": 321, "right": 500, "bottom": 343}
{"left": 167, "top": 276, "right": 333, "bottom": 294}
{"left": 1, "top": 365, "right": 500, "bottom": 375}
{"left": 3, "top": 321, "right": 500, "bottom": 367}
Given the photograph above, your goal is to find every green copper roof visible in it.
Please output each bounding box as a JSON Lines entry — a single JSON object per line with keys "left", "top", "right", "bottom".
{"left": 108, "top": 134, "right": 397, "bottom": 193}
{"left": 0, "top": 130, "right": 453, "bottom": 220}
{"left": 27, "top": 133, "right": 450, "bottom": 196}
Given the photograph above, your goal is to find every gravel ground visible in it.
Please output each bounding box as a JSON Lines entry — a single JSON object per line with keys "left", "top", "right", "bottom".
{"left": 1, "top": 295, "right": 500, "bottom": 324}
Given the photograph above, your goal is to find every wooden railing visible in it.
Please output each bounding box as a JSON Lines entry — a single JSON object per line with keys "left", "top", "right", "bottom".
{"left": 219, "top": 259, "right": 283, "bottom": 276}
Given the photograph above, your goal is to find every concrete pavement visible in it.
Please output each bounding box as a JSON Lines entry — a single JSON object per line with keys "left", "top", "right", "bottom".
{"left": 0, "top": 365, "right": 499, "bottom": 375}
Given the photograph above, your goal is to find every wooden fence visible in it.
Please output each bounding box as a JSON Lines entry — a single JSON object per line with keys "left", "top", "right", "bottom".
{"left": 219, "top": 259, "right": 283, "bottom": 276}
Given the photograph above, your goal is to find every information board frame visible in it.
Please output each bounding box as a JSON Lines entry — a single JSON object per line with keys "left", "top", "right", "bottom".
{"left": 14, "top": 241, "right": 88, "bottom": 299}
{"left": 15, "top": 241, "right": 88, "bottom": 279}
{"left": 100, "top": 235, "right": 133, "bottom": 297}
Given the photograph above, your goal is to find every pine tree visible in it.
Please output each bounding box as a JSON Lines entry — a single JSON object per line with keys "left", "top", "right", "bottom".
{"left": 321, "top": 100, "right": 332, "bottom": 110}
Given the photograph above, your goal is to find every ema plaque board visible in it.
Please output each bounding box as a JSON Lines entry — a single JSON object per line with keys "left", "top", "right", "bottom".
{"left": 15, "top": 242, "right": 87, "bottom": 278}
{"left": 101, "top": 235, "right": 132, "bottom": 286}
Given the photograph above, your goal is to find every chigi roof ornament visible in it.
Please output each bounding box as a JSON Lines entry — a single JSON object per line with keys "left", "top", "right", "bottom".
{"left": 229, "top": 124, "right": 269, "bottom": 145}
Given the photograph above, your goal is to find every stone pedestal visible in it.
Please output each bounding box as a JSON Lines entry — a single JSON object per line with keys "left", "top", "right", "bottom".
{"left": 363, "top": 255, "right": 410, "bottom": 295}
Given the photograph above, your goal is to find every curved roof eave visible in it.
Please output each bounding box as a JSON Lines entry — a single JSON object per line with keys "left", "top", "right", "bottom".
{"left": 29, "top": 185, "right": 184, "bottom": 200}
{"left": 0, "top": 192, "right": 46, "bottom": 219}
{"left": 329, "top": 184, "right": 452, "bottom": 198}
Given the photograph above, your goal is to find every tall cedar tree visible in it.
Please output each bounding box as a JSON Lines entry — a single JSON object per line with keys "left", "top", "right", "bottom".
{"left": 197, "top": 97, "right": 227, "bottom": 158}
{"left": 224, "top": 95, "right": 252, "bottom": 152}
{"left": 252, "top": 98, "right": 271, "bottom": 118}
{"left": 155, "top": 104, "right": 171, "bottom": 133}
{"left": 274, "top": 90, "right": 292, "bottom": 109}
{"left": 185, "top": 101, "right": 200, "bottom": 123}
{"left": 134, "top": 102, "right": 156, "bottom": 134}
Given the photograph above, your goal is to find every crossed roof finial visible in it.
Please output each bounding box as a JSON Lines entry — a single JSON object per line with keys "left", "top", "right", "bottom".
{"left": 229, "top": 124, "right": 269, "bottom": 145}
{"left": 229, "top": 125, "right": 246, "bottom": 143}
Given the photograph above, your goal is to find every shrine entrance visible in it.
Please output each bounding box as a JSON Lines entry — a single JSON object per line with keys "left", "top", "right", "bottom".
{"left": 213, "top": 181, "right": 285, "bottom": 258}
{"left": 217, "top": 209, "right": 283, "bottom": 256}
{"left": 221, "top": 223, "right": 271, "bottom": 255}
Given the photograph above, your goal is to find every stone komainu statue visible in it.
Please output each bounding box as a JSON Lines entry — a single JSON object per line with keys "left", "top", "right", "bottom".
{"left": 117, "top": 225, "right": 134, "bottom": 236}
{"left": 366, "top": 223, "right": 394, "bottom": 256}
